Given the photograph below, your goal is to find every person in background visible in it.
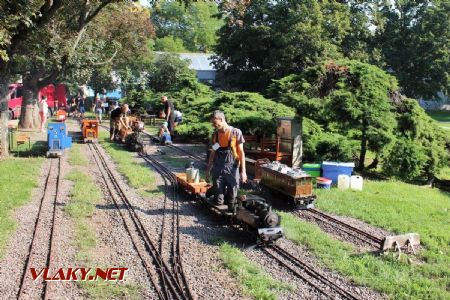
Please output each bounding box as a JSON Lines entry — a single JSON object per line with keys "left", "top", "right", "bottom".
{"left": 158, "top": 121, "right": 172, "bottom": 145}
{"left": 173, "top": 110, "right": 183, "bottom": 128}
{"left": 109, "top": 101, "right": 121, "bottom": 141}
{"left": 117, "top": 104, "right": 131, "bottom": 142}
{"left": 77, "top": 95, "right": 86, "bottom": 118}
{"left": 94, "top": 95, "right": 103, "bottom": 123}
{"left": 39, "top": 96, "right": 49, "bottom": 132}
{"left": 160, "top": 96, "right": 174, "bottom": 135}
{"left": 205, "top": 110, "right": 247, "bottom": 212}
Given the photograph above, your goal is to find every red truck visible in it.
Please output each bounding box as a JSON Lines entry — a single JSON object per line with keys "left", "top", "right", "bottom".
{"left": 7, "top": 83, "right": 68, "bottom": 119}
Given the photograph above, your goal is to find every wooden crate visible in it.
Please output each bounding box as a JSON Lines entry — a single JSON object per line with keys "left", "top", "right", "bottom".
{"left": 175, "top": 173, "right": 211, "bottom": 194}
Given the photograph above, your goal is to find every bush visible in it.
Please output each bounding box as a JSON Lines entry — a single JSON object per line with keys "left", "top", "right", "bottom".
{"left": 382, "top": 138, "right": 428, "bottom": 180}
{"left": 384, "top": 98, "right": 448, "bottom": 180}
{"left": 302, "top": 118, "right": 358, "bottom": 162}
{"left": 213, "top": 92, "right": 295, "bottom": 136}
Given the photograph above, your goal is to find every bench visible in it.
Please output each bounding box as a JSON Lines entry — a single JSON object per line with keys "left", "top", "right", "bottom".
{"left": 16, "top": 134, "right": 31, "bottom": 155}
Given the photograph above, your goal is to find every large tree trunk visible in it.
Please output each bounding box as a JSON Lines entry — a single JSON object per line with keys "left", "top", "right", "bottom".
{"left": 0, "top": 74, "right": 9, "bottom": 159}
{"left": 19, "top": 77, "right": 41, "bottom": 129}
{"left": 358, "top": 123, "right": 368, "bottom": 171}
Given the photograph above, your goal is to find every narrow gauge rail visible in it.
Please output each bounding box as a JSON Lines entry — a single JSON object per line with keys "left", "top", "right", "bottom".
{"left": 139, "top": 134, "right": 364, "bottom": 298}
{"left": 88, "top": 143, "right": 193, "bottom": 300}
{"left": 138, "top": 152, "right": 194, "bottom": 300}
{"left": 303, "top": 209, "right": 383, "bottom": 249}
{"left": 17, "top": 158, "right": 61, "bottom": 300}
{"left": 142, "top": 131, "right": 206, "bottom": 166}
{"left": 263, "top": 245, "right": 360, "bottom": 300}
{"left": 141, "top": 133, "right": 383, "bottom": 248}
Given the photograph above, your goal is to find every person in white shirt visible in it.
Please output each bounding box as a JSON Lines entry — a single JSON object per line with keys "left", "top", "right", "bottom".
{"left": 39, "top": 96, "right": 49, "bottom": 132}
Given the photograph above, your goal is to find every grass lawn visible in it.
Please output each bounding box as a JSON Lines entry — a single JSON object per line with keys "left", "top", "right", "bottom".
{"left": 0, "top": 157, "right": 43, "bottom": 258}
{"left": 219, "top": 242, "right": 291, "bottom": 300}
{"left": 98, "top": 131, "right": 160, "bottom": 197}
{"left": 426, "top": 110, "right": 450, "bottom": 122}
{"left": 426, "top": 110, "right": 450, "bottom": 130}
{"left": 287, "top": 180, "right": 450, "bottom": 299}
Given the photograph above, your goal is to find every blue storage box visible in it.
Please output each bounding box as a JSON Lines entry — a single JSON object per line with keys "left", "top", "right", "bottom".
{"left": 321, "top": 161, "right": 355, "bottom": 185}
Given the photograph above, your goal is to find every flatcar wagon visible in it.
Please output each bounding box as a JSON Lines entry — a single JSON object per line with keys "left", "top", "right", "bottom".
{"left": 175, "top": 172, "right": 283, "bottom": 244}
{"left": 254, "top": 159, "right": 316, "bottom": 209}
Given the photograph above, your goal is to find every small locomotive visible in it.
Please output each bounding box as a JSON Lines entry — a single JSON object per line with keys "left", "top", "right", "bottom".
{"left": 81, "top": 119, "right": 99, "bottom": 143}
{"left": 46, "top": 122, "right": 72, "bottom": 157}
{"left": 175, "top": 171, "right": 283, "bottom": 245}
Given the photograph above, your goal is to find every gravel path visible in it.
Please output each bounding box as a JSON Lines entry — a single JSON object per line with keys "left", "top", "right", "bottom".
{"left": 0, "top": 155, "right": 83, "bottom": 299}
{"left": 85, "top": 143, "right": 158, "bottom": 299}
{"left": 146, "top": 141, "right": 387, "bottom": 300}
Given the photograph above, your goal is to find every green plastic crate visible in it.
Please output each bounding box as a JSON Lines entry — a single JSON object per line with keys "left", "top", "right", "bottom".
{"left": 302, "top": 163, "right": 321, "bottom": 177}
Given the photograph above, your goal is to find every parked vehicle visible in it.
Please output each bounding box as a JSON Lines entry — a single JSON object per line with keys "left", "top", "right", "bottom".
{"left": 7, "top": 83, "right": 68, "bottom": 119}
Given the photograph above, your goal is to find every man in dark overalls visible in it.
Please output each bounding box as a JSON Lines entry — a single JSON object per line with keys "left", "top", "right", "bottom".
{"left": 206, "top": 111, "right": 247, "bottom": 212}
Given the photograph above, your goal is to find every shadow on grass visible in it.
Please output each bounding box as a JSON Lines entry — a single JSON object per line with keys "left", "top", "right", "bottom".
{"left": 10, "top": 140, "right": 47, "bottom": 157}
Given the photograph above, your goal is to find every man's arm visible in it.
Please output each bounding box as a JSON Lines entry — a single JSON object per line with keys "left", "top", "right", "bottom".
{"left": 237, "top": 143, "right": 247, "bottom": 183}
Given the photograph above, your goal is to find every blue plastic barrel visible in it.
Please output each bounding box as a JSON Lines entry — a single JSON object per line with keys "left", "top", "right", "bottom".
{"left": 321, "top": 162, "right": 355, "bottom": 185}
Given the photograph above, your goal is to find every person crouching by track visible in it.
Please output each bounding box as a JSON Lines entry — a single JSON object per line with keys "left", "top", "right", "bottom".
{"left": 205, "top": 110, "right": 247, "bottom": 212}
{"left": 159, "top": 121, "right": 172, "bottom": 145}
{"left": 109, "top": 101, "right": 121, "bottom": 141}
{"left": 117, "top": 104, "right": 131, "bottom": 143}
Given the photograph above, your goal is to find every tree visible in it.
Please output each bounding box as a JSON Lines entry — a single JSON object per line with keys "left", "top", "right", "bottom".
{"left": 269, "top": 60, "right": 398, "bottom": 170}
{"left": 14, "top": 1, "right": 153, "bottom": 129}
{"left": 0, "top": 0, "right": 64, "bottom": 157}
{"left": 146, "top": 53, "right": 195, "bottom": 92}
{"left": 383, "top": 97, "right": 448, "bottom": 181}
{"left": 214, "top": 0, "right": 353, "bottom": 91}
{"left": 154, "top": 35, "right": 186, "bottom": 52}
{"left": 151, "top": 0, "right": 222, "bottom": 52}
{"left": 373, "top": 0, "right": 450, "bottom": 98}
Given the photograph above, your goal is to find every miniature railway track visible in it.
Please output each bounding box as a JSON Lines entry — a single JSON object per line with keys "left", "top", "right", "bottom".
{"left": 139, "top": 153, "right": 194, "bottom": 300}
{"left": 263, "top": 245, "right": 360, "bottom": 300}
{"left": 88, "top": 142, "right": 193, "bottom": 300}
{"left": 142, "top": 131, "right": 207, "bottom": 166}
{"left": 17, "top": 158, "right": 61, "bottom": 300}
{"left": 303, "top": 209, "right": 383, "bottom": 248}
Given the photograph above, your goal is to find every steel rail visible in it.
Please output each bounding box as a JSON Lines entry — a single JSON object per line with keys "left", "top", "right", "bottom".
{"left": 17, "top": 158, "right": 61, "bottom": 300}
{"left": 307, "top": 209, "right": 383, "bottom": 247}
{"left": 139, "top": 153, "right": 194, "bottom": 300}
{"left": 89, "top": 143, "right": 189, "bottom": 300}
{"left": 266, "top": 245, "right": 361, "bottom": 300}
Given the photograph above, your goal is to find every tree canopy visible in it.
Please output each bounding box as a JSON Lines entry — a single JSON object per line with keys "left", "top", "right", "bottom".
{"left": 151, "top": 0, "right": 222, "bottom": 52}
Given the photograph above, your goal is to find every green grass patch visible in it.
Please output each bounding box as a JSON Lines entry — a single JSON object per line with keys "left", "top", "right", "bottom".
{"left": 79, "top": 272, "right": 141, "bottom": 300}
{"left": 9, "top": 134, "right": 47, "bottom": 157}
{"left": 65, "top": 171, "right": 102, "bottom": 261}
{"left": 294, "top": 179, "right": 450, "bottom": 299}
{"left": 426, "top": 110, "right": 450, "bottom": 122}
{"left": 68, "top": 144, "right": 88, "bottom": 166}
{"left": 219, "top": 242, "right": 291, "bottom": 300}
{"left": 98, "top": 131, "right": 158, "bottom": 197}
{"left": 0, "top": 157, "right": 43, "bottom": 258}
{"left": 161, "top": 155, "right": 188, "bottom": 169}
{"left": 280, "top": 212, "right": 449, "bottom": 299}
{"left": 438, "top": 166, "right": 450, "bottom": 180}
{"left": 65, "top": 170, "right": 140, "bottom": 298}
